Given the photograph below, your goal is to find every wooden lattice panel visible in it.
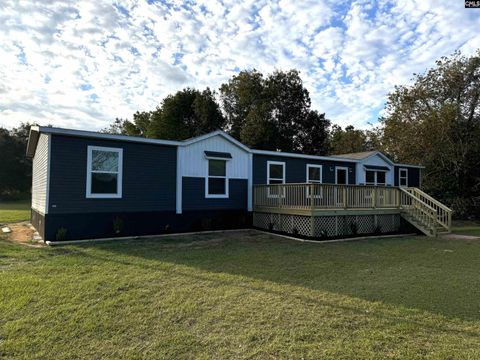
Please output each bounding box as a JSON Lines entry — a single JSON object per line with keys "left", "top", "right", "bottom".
{"left": 356, "top": 215, "right": 376, "bottom": 234}
{"left": 313, "top": 216, "right": 337, "bottom": 237}
{"left": 377, "top": 214, "right": 400, "bottom": 233}
{"left": 285, "top": 215, "right": 312, "bottom": 236}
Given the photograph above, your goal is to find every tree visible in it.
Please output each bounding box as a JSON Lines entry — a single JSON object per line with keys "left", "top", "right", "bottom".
{"left": 220, "top": 69, "right": 331, "bottom": 154}
{"left": 329, "top": 125, "right": 370, "bottom": 154}
{"left": 0, "top": 123, "right": 34, "bottom": 199}
{"left": 105, "top": 88, "right": 225, "bottom": 140}
{"left": 296, "top": 110, "right": 331, "bottom": 155}
{"left": 381, "top": 50, "right": 480, "bottom": 214}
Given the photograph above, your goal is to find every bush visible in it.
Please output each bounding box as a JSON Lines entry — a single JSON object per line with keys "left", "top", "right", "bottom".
{"left": 350, "top": 222, "right": 358, "bottom": 235}
{"left": 55, "top": 227, "right": 67, "bottom": 241}
{"left": 112, "top": 217, "right": 124, "bottom": 235}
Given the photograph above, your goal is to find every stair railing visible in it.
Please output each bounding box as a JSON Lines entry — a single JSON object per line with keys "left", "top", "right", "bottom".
{"left": 399, "top": 188, "right": 438, "bottom": 236}
{"left": 405, "top": 188, "right": 452, "bottom": 232}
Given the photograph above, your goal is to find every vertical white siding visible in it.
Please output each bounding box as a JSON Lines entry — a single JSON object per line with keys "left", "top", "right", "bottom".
{"left": 31, "top": 134, "right": 50, "bottom": 214}
{"left": 179, "top": 135, "right": 250, "bottom": 178}
{"left": 356, "top": 154, "right": 394, "bottom": 185}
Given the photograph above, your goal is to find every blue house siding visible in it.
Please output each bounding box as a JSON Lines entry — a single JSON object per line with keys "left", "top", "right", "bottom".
{"left": 394, "top": 166, "right": 421, "bottom": 187}
{"left": 252, "top": 154, "right": 356, "bottom": 185}
{"left": 182, "top": 177, "right": 248, "bottom": 210}
{"left": 48, "top": 134, "right": 177, "bottom": 214}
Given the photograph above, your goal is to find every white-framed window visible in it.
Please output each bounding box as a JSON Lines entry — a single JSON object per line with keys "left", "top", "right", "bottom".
{"left": 267, "top": 161, "right": 285, "bottom": 197}
{"left": 306, "top": 164, "right": 322, "bottom": 198}
{"left": 365, "top": 170, "right": 387, "bottom": 186}
{"left": 399, "top": 168, "right": 408, "bottom": 187}
{"left": 206, "top": 159, "right": 229, "bottom": 198}
{"left": 86, "top": 146, "right": 123, "bottom": 198}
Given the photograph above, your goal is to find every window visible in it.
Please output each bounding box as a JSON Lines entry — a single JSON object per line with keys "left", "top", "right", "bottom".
{"left": 86, "top": 146, "right": 123, "bottom": 198}
{"left": 399, "top": 168, "right": 408, "bottom": 187}
{"left": 267, "top": 161, "right": 285, "bottom": 184}
{"left": 306, "top": 164, "right": 322, "bottom": 198}
{"left": 365, "top": 170, "right": 375, "bottom": 185}
{"left": 365, "top": 170, "right": 386, "bottom": 185}
{"left": 377, "top": 171, "right": 386, "bottom": 185}
{"left": 206, "top": 159, "right": 228, "bottom": 198}
{"left": 267, "top": 161, "right": 285, "bottom": 197}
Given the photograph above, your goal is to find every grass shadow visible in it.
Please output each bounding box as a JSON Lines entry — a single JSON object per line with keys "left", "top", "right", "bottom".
{"left": 72, "top": 230, "right": 480, "bottom": 322}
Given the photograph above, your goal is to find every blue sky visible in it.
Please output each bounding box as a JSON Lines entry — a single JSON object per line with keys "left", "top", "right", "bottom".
{"left": 0, "top": 0, "right": 479, "bottom": 130}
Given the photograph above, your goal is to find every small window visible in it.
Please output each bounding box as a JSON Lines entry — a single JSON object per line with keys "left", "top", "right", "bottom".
{"left": 307, "top": 164, "right": 322, "bottom": 198}
{"left": 87, "top": 146, "right": 123, "bottom": 198}
{"left": 399, "top": 168, "right": 408, "bottom": 187}
{"left": 267, "top": 161, "right": 285, "bottom": 184}
{"left": 206, "top": 159, "right": 228, "bottom": 198}
{"left": 267, "top": 161, "right": 285, "bottom": 197}
{"left": 377, "top": 171, "right": 386, "bottom": 185}
{"left": 365, "top": 170, "right": 375, "bottom": 185}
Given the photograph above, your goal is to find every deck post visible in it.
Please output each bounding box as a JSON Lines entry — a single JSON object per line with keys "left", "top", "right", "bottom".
{"left": 372, "top": 187, "right": 376, "bottom": 208}
{"left": 343, "top": 186, "right": 347, "bottom": 209}
{"left": 310, "top": 183, "right": 314, "bottom": 210}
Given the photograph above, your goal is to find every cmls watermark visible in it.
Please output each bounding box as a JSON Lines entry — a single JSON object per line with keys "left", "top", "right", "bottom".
{"left": 465, "top": 0, "right": 480, "bottom": 7}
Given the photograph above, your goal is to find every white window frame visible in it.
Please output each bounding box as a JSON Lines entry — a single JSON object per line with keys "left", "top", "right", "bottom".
{"left": 205, "top": 158, "right": 229, "bottom": 198}
{"left": 365, "top": 169, "right": 387, "bottom": 186}
{"left": 335, "top": 167, "right": 349, "bottom": 185}
{"left": 267, "top": 161, "right": 285, "bottom": 198}
{"left": 399, "top": 168, "right": 408, "bottom": 187}
{"left": 306, "top": 164, "right": 322, "bottom": 198}
{"left": 86, "top": 146, "right": 123, "bottom": 199}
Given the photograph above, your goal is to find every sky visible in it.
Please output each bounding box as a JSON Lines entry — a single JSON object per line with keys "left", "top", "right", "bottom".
{"left": 1, "top": 0, "right": 479, "bottom": 131}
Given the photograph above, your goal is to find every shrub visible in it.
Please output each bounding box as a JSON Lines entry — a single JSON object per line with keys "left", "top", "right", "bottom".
{"left": 113, "top": 217, "right": 124, "bottom": 235}
{"left": 350, "top": 222, "right": 358, "bottom": 235}
{"left": 292, "top": 227, "right": 299, "bottom": 236}
{"left": 55, "top": 227, "right": 67, "bottom": 241}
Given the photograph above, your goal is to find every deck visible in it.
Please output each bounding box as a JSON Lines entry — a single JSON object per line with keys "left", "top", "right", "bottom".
{"left": 253, "top": 184, "right": 452, "bottom": 237}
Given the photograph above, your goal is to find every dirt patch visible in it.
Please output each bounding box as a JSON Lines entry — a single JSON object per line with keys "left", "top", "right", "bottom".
{"left": 4, "top": 222, "right": 43, "bottom": 246}
{"left": 440, "top": 233, "right": 480, "bottom": 241}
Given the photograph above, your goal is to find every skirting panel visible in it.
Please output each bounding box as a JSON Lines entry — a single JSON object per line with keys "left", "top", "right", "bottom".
{"left": 253, "top": 212, "right": 401, "bottom": 238}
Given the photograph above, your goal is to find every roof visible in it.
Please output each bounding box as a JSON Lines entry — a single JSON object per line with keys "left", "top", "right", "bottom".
{"left": 25, "top": 126, "right": 424, "bottom": 168}
{"left": 333, "top": 151, "right": 378, "bottom": 160}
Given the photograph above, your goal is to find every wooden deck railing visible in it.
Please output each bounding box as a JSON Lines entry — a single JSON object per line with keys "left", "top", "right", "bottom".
{"left": 402, "top": 187, "right": 452, "bottom": 232}
{"left": 253, "top": 183, "right": 400, "bottom": 211}
{"left": 253, "top": 183, "right": 452, "bottom": 235}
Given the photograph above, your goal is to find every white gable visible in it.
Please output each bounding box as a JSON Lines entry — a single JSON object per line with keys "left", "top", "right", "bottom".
{"left": 356, "top": 153, "right": 394, "bottom": 185}
{"left": 178, "top": 134, "right": 250, "bottom": 178}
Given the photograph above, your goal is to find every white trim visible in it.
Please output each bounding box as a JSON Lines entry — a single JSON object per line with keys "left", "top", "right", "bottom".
{"left": 176, "top": 147, "right": 182, "bottom": 214}
{"left": 335, "top": 166, "right": 349, "bottom": 184}
{"left": 267, "top": 160, "right": 286, "bottom": 184}
{"left": 267, "top": 161, "right": 286, "bottom": 198}
{"left": 394, "top": 163, "right": 425, "bottom": 169}
{"left": 364, "top": 169, "right": 387, "bottom": 186}
{"left": 247, "top": 153, "right": 253, "bottom": 211}
{"left": 45, "top": 134, "right": 51, "bottom": 214}
{"left": 399, "top": 168, "right": 408, "bottom": 187}
{"left": 32, "top": 126, "right": 181, "bottom": 147}
{"left": 86, "top": 146, "right": 123, "bottom": 199}
{"left": 205, "top": 158, "right": 229, "bottom": 198}
{"left": 182, "top": 130, "right": 251, "bottom": 152}
{"left": 306, "top": 164, "right": 322, "bottom": 198}
{"left": 253, "top": 149, "right": 357, "bottom": 163}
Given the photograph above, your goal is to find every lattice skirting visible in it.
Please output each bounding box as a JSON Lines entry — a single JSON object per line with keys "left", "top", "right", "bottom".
{"left": 253, "top": 212, "right": 401, "bottom": 238}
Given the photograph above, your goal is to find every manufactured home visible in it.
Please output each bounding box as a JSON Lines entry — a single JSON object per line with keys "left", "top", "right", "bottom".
{"left": 26, "top": 126, "right": 451, "bottom": 242}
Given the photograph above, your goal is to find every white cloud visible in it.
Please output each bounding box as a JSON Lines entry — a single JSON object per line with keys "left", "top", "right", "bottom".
{"left": 0, "top": 0, "right": 479, "bottom": 131}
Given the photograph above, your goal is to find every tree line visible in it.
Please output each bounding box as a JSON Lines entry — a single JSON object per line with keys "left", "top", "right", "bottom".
{"left": 2, "top": 50, "right": 479, "bottom": 218}
{"left": 104, "top": 69, "right": 375, "bottom": 156}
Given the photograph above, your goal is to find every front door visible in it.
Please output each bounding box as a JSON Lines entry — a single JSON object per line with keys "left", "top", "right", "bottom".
{"left": 336, "top": 167, "right": 348, "bottom": 206}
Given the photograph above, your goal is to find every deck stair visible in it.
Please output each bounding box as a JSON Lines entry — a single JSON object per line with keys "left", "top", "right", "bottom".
{"left": 399, "top": 188, "right": 452, "bottom": 237}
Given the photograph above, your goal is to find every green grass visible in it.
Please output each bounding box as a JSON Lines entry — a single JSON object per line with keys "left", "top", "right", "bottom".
{"left": 0, "top": 200, "right": 30, "bottom": 225}
{"left": 1, "top": 231, "right": 479, "bottom": 359}
{"left": 452, "top": 223, "right": 480, "bottom": 237}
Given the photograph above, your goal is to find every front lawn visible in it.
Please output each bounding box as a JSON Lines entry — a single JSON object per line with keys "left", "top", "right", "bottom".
{"left": 1, "top": 231, "right": 479, "bottom": 358}
{"left": 0, "top": 200, "right": 30, "bottom": 225}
